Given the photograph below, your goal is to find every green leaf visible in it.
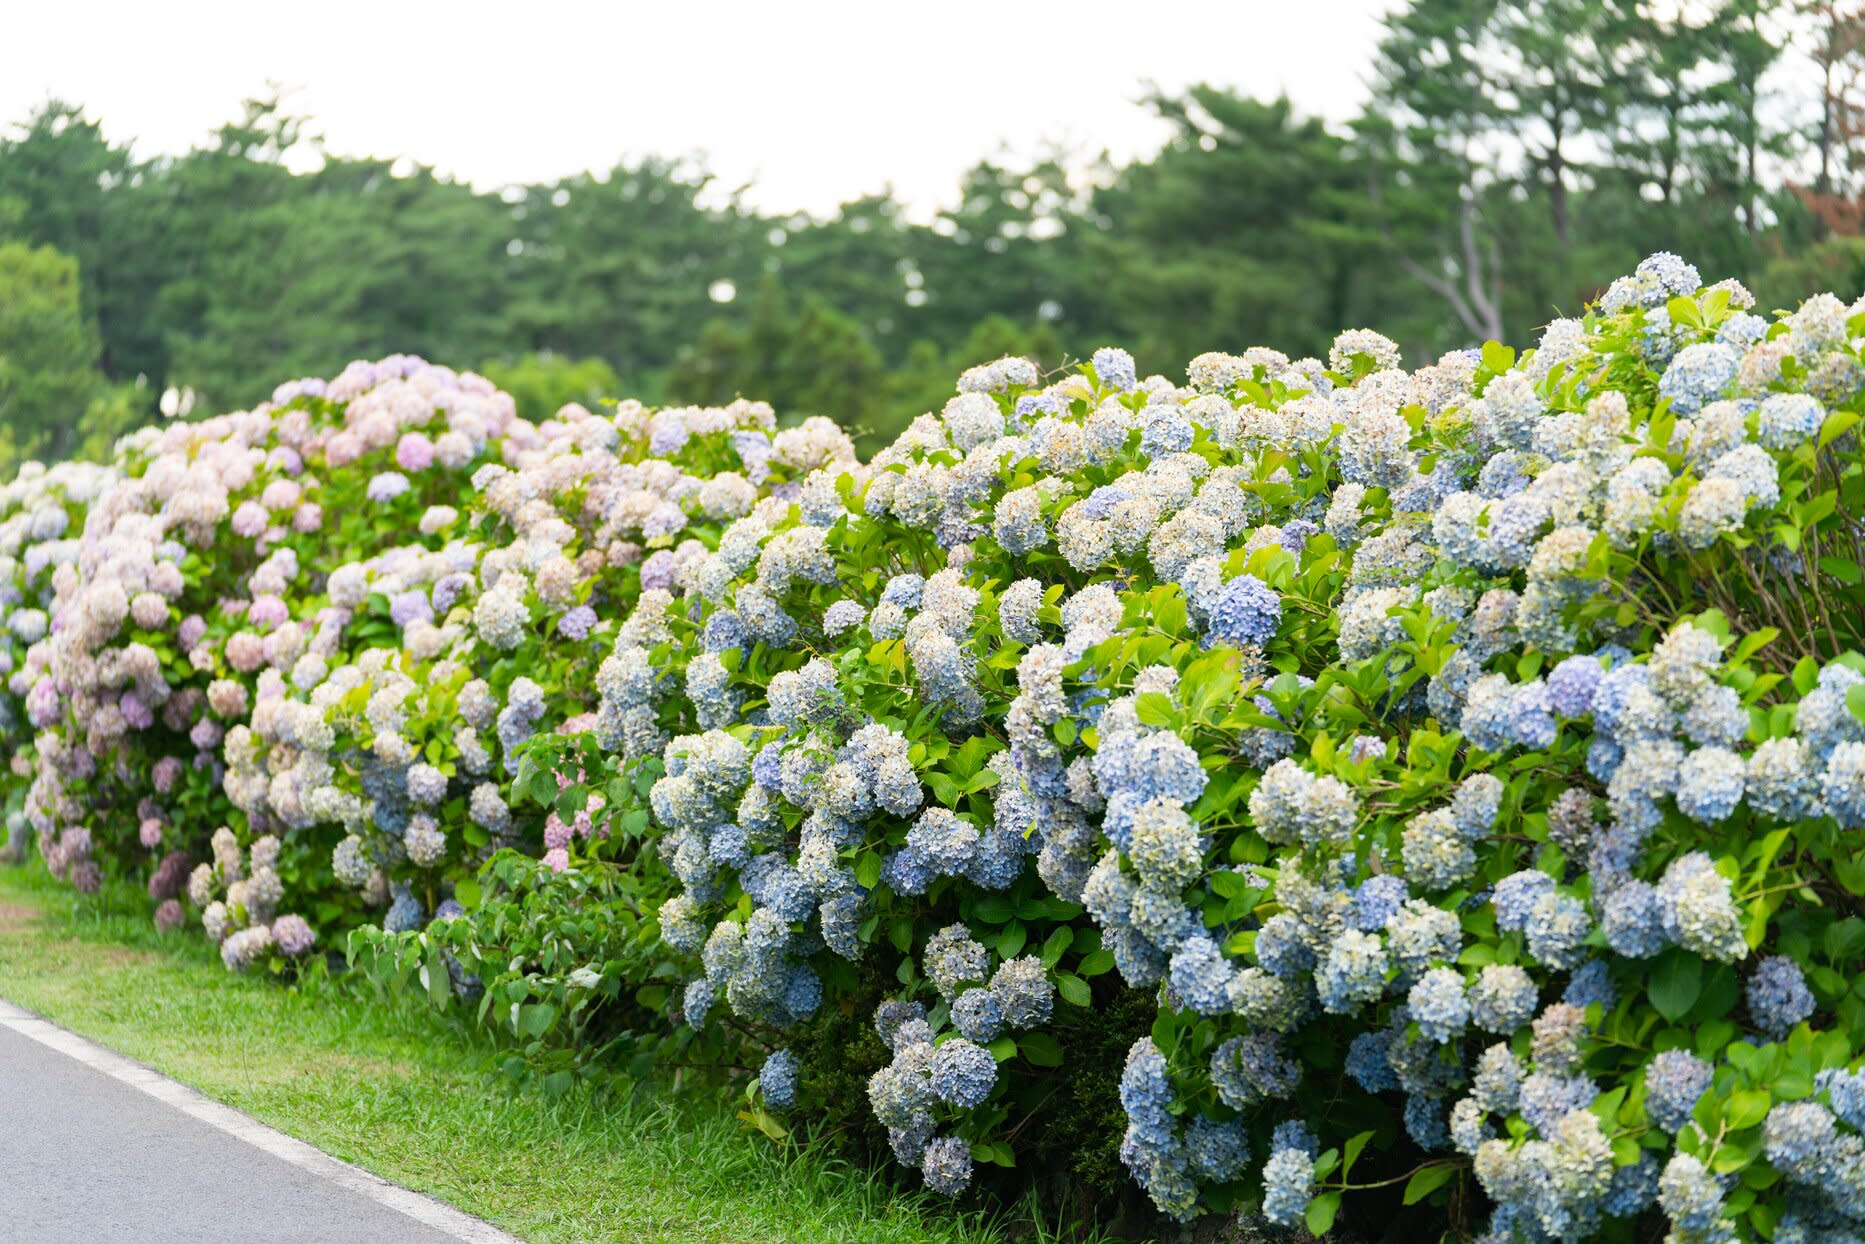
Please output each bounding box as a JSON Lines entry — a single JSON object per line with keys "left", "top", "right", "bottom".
{"left": 1794, "top": 656, "right": 1820, "bottom": 696}
{"left": 739, "top": 1106, "right": 789, "bottom": 1142}
{"left": 1821, "top": 409, "right": 1860, "bottom": 448}
{"left": 1480, "top": 340, "right": 1514, "bottom": 374}
{"left": 1343, "top": 1130, "right": 1374, "bottom": 1176}
{"left": 972, "top": 895, "right": 1015, "bottom": 925}
{"left": 1822, "top": 556, "right": 1863, "bottom": 587}
{"left": 854, "top": 851, "right": 883, "bottom": 890}
{"left": 1650, "top": 950, "right": 1704, "bottom": 1022}
{"left": 1055, "top": 972, "right": 1092, "bottom": 1007}
{"left": 1040, "top": 926, "right": 1074, "bottom": 969}
{"left": 1727, "top": 1088, "right": 1772, "bottom": 1131}
{"left": 1076, "top": 948, "right": 1115, "bottom": 977}
{"left": 517, "top": 1002, "right": 558, "bottom": 1038}
{"left": 1019, "top": 1032, "right": 1064, "bottom": 1067}
{"left": 423, "top": 937, "right": 451, "bottom": 1009}
{"left": 1306, "top": 1190, "right": 1341, "bottom": 1235}
{"left": 1134, "top": 692, "right": 1177, "bottom": 728}
{"left": 452, "top": 877, "right": 482, "bottom": 910}
{"left": 1403, "top": 1163, "right": 1457, "bottom": 1206}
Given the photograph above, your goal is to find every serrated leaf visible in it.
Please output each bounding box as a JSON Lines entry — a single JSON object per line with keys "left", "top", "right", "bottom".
{"left": 1055, "top": 972, "right": 1092, "bottom": 1007}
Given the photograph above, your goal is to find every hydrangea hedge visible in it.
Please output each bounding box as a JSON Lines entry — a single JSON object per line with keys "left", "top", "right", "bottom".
{"left": 8, "top": 254, "right": 1865, "bottom": 1240}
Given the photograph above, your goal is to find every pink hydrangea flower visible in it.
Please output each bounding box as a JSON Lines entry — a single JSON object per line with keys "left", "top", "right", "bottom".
{"left": 178, "top": 615, "right": 208, "bottom": 651}
{"left": 231, "top": 501, "right": 269, "bottom": 538}
{"left": 248, "top": 595, "right": 289, "bottom": 630}
{"left": 325, "top": 430, "right": 363, "bottom": 467}
{"left": 396, "top": 432, "right": 436, "bottom": 472}
{"left": 225, "top": 632, "right": 266, "bottom": 672}
{"left": 152, "top": 756, "right": 183, "bottom": 793}
{"left": 271, "top": 914, "right": 316, "bottom": 957}
{"left": 130, "top": 593, "right": 169, "bottom": 629}
{"left": 120, "top": 692, "right": 153, "bottom": 731}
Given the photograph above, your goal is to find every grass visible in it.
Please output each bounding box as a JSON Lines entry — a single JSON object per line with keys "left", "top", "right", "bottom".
{"left": 0, "top": 863, "right": 1078, "bottom": 1244}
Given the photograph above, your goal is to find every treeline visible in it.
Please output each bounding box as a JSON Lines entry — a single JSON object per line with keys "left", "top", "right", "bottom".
{"left": 2, "top": 0, "right": 1864, "bottom": 463}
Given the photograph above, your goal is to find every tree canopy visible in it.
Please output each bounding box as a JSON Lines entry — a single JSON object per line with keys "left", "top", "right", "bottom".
{"left": 2, "top": 0, "right": 1863, "bottom": 469}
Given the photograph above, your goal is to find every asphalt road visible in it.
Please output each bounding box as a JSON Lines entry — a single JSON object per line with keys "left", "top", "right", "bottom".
{"left": 0, "top": 1005, "right": 518, "bottom": 1243}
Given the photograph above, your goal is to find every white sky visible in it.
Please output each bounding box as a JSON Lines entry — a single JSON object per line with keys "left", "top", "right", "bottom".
{"left": 1, "top": 0, "right": 1399, "bottom": 217}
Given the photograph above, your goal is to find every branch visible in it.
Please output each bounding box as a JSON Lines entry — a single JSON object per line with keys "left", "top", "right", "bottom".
{"left": 1364, "top": 165, "right": 1500, "bottom": 341}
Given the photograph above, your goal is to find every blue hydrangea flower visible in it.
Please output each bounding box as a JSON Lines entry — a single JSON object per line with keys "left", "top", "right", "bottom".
{"left": 1757, "top": 392, "right": 1824, "bottom": 449}
{"left": 928, "top": 1037, "right": 997, "bottom": 1108}
{"left": 1092, "top": 347, "right": 1138, "bottom": 391}
{"left": 1260, "top": 1144, "right": 1315, "bottom": 1226}
{"left": 1204, "top": 574, "right": 1281, "bottom": 650}
{"left": 1346, "top": 1030, "right": 1399, "bottom": 1092}
{"left": 822, "top": 599, "right": 866, "bottom": 636}
{"left": 951, "top": 988, "right": 1004, "bottom": 1042}
{"left": 920, "top": 1135, "right": 973, "bottom": 1196}
{"left": 1674, "top": 746, "right": 1745, "bottom": 823}
{"left": 1493, "top": 870, "right": 1555, "bottom": 932}
{"left": 1658, "top": 342, "right": 1738, "bottom": 414}
{"left": 1167, "top": 935, "right": 1235, "bottom": 1014}
{"left": 1563, "top": 960, "right": 1616, "bottom": 1011}
{"left": 760, "top": 1048, "right": 800, "bottom": 1108}
{"left": 1644, "top": 1049, "right": 1712, "bottom": 1133}
{"left": 1469, "top": 964, "right": 1538, "bottom": 1034}
{"left": 1525, "top": 892, "right": 1592, "bottom": 970}
{"left": 1746, "top": 955, "right": 1815, "bottom": 1039}
{"left": 1317, "top": 929, "right": 1388, "bottom": 1014}
{"left": 1139, "top": 409, "right": 1195, "bottom": 458}
{"left": 1546, "top": 654, "right": 1604, "bottom": 717}
{"left": 1818, "top": 1067, "right": 1865, "bottom": 1131}
{"left": 1352, "top": 874, "right": 1408, "bottom": 930}
{"left": 1657, "top": 1153, "right": 1727, "bottom": 1235}
{"left": 1409, "top": 968, "right": 1469, "bottom": 1043}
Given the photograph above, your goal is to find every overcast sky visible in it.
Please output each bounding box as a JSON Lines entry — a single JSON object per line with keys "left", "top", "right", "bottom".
{"left": 2, "top": 0, "right": 1399, "bottom": 216}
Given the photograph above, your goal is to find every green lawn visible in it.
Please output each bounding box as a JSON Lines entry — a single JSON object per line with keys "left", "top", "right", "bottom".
{"left": 0, "top": 864, "right": 1055, "bottom": 1244}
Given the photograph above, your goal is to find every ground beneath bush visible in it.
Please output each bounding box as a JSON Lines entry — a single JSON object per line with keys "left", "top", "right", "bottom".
{"left": 0, "top": 866, "right": 1024, "bottom": 1244}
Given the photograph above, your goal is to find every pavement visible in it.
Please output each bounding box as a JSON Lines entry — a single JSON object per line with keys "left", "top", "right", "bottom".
{"left": 0, "top": 999, "right": 521, "bottom": 1243}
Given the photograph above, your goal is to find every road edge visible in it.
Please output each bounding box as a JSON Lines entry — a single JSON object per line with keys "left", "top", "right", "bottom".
{"left": 0, "top": 996, "right": 523, "bottom": 1244}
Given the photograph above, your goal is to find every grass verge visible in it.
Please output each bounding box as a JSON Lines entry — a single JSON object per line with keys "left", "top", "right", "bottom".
{"left": 0, "top": 864, "right": 1047, "bottom": 1244}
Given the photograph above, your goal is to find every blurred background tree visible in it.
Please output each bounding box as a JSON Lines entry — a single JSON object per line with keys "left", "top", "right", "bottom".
{"left": 0, "top": 0, "right": 1859, "bottom": 459}
{"left": 0, "top": 240, "right": 138, "bottom": 470}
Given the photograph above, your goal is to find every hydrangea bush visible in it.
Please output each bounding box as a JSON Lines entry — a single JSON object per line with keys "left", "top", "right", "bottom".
{"left": 10, "top": 254, "right": 1865, "bottom": 1239}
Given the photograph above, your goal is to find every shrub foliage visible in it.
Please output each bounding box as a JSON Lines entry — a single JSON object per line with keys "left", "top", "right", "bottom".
{"left": 8, "top": 255, "right": 1865, "bottom": 1240}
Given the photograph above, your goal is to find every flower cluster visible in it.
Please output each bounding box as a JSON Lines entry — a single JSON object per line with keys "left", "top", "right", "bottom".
{"left": 13, "top": 255, "right": 1865, "bottom": 1239}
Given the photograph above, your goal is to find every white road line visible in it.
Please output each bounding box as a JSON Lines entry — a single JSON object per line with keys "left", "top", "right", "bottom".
{"left": 0, "top": 997, "right": 523, "bottom": 1244}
